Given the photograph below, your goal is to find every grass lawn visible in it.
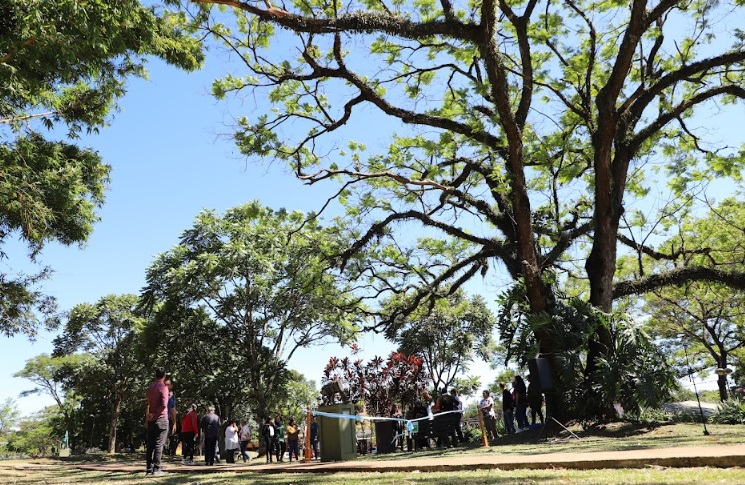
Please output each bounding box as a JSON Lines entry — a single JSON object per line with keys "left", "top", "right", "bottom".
{"left": 357, "top": 422, "right": 744, "bottom": 461}
{"left": 0, "top": 466, "right": 744, "bottom": 484}
{"left": 1, "top": 423, "right": 743, "bottom": 484}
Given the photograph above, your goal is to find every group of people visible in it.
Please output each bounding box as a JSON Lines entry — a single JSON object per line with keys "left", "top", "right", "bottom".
{"left": 390, "top": 388, "right": 465, "bottom": 451}
{"left": 193, "top": 406, "right": 253, "bottom": 466}
{"left": 259, "top": 415, "right": 317, "bottom": 463}
{"left": 144, "top": 367, "right": 548, "bottom": 474}
{"left": 479, "top": 374, "right": 544, "bottom": 440}
{"left": 144, "top": 368, "right": 257, "bottom": 476}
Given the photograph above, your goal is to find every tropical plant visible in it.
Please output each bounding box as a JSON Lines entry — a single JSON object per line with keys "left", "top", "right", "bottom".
{"left": 498, "top": 281, "right": 677, "bottom": 421}
{"left": 322, "top": 352, "right": 429, "bottom": 416}
{"left": 711, "top": 398, "right": 745, "bottom": 425}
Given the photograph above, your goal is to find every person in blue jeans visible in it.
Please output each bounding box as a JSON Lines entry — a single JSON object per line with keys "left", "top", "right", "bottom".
{"left": 513, "top": 375, "right": 529, "bottom": 430}
{"left": 479, "top": 389, "right": 498, "bottom": 441}
{"left": 145, "top": 368, "right": 169, "bottom": 476}
{"left": 500, "top": 382, "right": 515, "bottom": 435}
{"left": 286, "top": 418, "right": 300, "bottom": 461}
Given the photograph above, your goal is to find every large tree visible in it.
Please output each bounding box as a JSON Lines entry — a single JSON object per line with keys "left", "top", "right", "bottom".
{"left": 52, "top": 294, "right": 146, "bottom": 454}
{"left": 181, "top": 0, "right": 745, "bottom": 418}
{"left": 0, "top": 0, "right": 202, "bottom": 337}
{"left": 140, "top": 202, "right": 362, "bottom": 421}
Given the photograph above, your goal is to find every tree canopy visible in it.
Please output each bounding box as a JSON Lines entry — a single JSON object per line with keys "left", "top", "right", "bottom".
{"left": 140, "top": 202, "right": 362, "bottom": 419}
{"left": 178, "top": 0, "right": 745, "bottom": 418}
{"left": 52, "top": 294, "right": 146, "bottom": 454}
{"left": 0, "top": 0, "right": 203, "bottom": 337}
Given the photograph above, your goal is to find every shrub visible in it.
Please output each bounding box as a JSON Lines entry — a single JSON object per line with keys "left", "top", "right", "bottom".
{"left": 462, "top": 423, "right": 483, "bottom": 442}
{"left": 711, "top": 399, "right": 745, "bottom": 425}
{"left": 634, "top": 407, "right": 673, "bottom": 425}
{"left": 631, "top": 407, "right": 702, "bottom": 425}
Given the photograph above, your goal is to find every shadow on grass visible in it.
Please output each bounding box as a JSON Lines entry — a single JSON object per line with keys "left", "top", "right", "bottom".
{"left": 1, "top": 468, "right": 575, "bottom": 485}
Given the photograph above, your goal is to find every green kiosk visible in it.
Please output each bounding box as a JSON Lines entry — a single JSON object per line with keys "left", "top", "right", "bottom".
{"left": 318, "top": 403, "right": 357, "bottom": 462}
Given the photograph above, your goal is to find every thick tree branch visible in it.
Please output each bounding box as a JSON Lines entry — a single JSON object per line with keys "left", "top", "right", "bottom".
{"left": 337, "top": 209, "right": 502, "bottom": 269}
{"left": 624, "top": 50, "right": 745, "bottom": 120}
{"left": 191, "top": 0, "right": 481, "bottom": 42}
{"left": 614, "top": 267, "right": 745, "bottom": 299}
{"left": 597, "top": 0, "right": 647, "bottom": 111}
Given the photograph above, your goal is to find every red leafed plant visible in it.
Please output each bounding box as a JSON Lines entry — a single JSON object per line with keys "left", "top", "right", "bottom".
{"left": 322, "top": 351, "right": 429, "bottom": 415}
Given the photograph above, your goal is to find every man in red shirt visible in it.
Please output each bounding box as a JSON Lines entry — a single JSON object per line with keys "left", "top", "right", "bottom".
{"left": 145, "top": 368, "right": 169, "bottom": 476}
{"left": 180, "top": 403, "right": 199, "bottom": 465}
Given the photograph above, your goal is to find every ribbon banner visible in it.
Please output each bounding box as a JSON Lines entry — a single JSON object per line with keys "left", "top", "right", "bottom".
{"left": 310, "top": 409, "right": 466, "bottom": 444}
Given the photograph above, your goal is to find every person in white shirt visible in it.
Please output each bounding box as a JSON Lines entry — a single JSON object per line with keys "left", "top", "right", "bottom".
{"left": 422, "top": 391, "right": 434, "bottom": 419}
{"left": 224, "top": 420, "right": 240, "bottom": 463}
{"left": 239, "top": 420, "right": 252, "bottom": 462}
{"left": 479, "top": 390, "right": 498, "bottom": 441}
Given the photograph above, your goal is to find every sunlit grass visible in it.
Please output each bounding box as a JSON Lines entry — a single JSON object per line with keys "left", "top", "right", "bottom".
{"left": 1, "top": 423, "right": 742, "bottom": 484}
{"left": 357, "top": 422, "right": 745, "bottom": 461}
{"left": 1, "top": 466, "right": 744, "bottom": 484}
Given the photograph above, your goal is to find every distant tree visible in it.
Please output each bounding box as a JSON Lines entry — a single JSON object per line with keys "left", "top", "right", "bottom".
{"left": 52, "top": 294, "right": 145, "bottom": 454}
{"left": 489, "top": 369, "right": 517, "bottom": 395}
{"left": 5, "top": 408, "right": 56, "bottom": 457}
{"left": 273, "top": 371, "right": 320, "bottom": 422}
{"left": 393, "top": 291, "right": 495, "bottom": 393}
{"left": 140, "top": 202, "right": 362, "bottom": 421}
{"left": 13, "top": 353, "right": 88, "bottom": 450}
{"left": 644, "top": 282, "right": 745, "bottom": 402}
{"left": 0, "top": 398, "right": 20, "bottom": 436}
{"left": 0, "top": 0, "right": 203, "bottom": 338}
{"left": 628, "top": 198, "right": 745, "bottom": 401}
{"left": 451, "top": 375, "right": 481, "bottom": 399}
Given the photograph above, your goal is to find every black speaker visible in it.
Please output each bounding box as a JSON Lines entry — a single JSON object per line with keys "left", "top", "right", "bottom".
{"left": 528, "top": 357, "right": 554, "bottom": 391}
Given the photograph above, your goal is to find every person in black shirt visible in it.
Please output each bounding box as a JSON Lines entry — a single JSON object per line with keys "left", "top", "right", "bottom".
{"left": 450, "top": 389, "right": 465, "bottom": 443}
{"left": 500, "top": 383, "right": 515, "bottom": 435}
{"left": 199, "top": 406, "right": 220, "bottom": 466}
{"left": 513, "top": 375, "right": 529, "bottom": 430}
{"left": 527, "top": 374, "right": 544, "bottom": 425}
{"left": 261, "top": 417, "right": 275, "bottom": 463}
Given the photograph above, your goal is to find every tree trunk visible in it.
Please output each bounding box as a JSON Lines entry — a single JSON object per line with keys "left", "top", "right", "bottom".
{"left": 718, "top": 352, "right": 730, "bottom": 401}
{"left": 107, "top": 396, "right": 122, "bottom": 454}
{"left": 717, "top": 373, "right": 729, "bottom": 402}
{"left": 584, "top": 129, "right": 629, "bottom": 419}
